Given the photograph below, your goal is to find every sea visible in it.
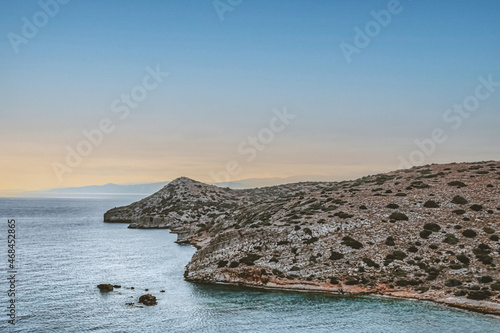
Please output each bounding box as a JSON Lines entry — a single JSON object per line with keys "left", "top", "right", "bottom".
{"left": 0, "top": 197, "right": 499, "bottom": 332}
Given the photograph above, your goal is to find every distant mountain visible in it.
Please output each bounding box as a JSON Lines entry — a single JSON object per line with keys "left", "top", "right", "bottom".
{"left": 22, "top": 176, "right": 334, "bottom": 198}
{"left": 23, "top": 182, "right": 169, "bottom": 197}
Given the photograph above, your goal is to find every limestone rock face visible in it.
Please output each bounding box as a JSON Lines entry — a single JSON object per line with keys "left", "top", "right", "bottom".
{"left": 104, "top": 161, "right": 500, "bottom": 314}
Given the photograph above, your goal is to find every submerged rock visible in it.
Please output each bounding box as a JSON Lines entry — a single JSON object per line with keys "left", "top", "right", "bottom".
{"left": 138, "top": 294, "right": 157, "bottom": 306}
{"left": 97, "top": 284, "right": 114, "bottom": 292}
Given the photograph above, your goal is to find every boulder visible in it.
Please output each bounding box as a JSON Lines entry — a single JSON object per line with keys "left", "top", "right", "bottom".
{"left": 97, "top": 284, "right": 114, "bottom": 292}
{"left": 138, "top": 294, "right": 157, "bottom": 306}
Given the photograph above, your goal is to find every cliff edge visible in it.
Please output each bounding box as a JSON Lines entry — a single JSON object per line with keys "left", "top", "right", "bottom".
{"left": 104, "top": 161, "right": 500, "bottom": 315}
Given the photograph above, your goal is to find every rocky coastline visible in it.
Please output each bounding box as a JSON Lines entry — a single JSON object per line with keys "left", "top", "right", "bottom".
{"left": 104, "top": 161, "right": 500, "bottom": 316}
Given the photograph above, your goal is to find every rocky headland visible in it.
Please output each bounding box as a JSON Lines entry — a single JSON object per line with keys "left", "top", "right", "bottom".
{"left": 104, "top": 161, "right": 500, "bottom": 315}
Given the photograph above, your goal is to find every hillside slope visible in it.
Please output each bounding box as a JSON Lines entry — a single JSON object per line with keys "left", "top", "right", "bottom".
{"left": 104, "top": 161, "right": 500, "bottom": 314}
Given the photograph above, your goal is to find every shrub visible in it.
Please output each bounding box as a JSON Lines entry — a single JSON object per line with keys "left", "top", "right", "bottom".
{"left": 416, "top": 286, "right": 430, "bottom": 293}
{"left": 330, "top": 251, "right": 344, "bottom": 260}
{"left": 386, "top": 203, "right": 399, "bottom": 209}
{"left": 277, "top": 240, "right": 289, "bottom": 245}
{"left": 303, "top": 228, "right": 312, "bottom": 235}
{"left": 423, "top": 200, "right": 439, "bottom": 208}
{"left": 334, "top": 211, "right": 354, "bottom": 219}
{"left": 443, "top": 233, "right": 459, "bottom": 245}
{"left": 425, "top": 267, "right": 441, "bottom": 280}
{"left": 393, "top": 250, "right": 407, "bottom": 260}
{"left": 396, "top": 279, "right": 421, "bottom": 287}
{"left": 384, "top": 254, "right": 396, "bottom": 265}
{"left": 341, "top": 236, "right": 363, "bottom": 249}
{"left": 452, "top": 209, "right": 466, "bottom": 215}
{"left": 272, "top": 269, "right": 285, "bottom": 278}
{"left": 229, "top": 261, "right": 240, "bottom": 268}
{"left": 345, "top": 279, "right": 359, "bottom": 285}
{"left": 408, "top": 246, "right": 418, "bottom": 253}
{"left": 389, "top": 212, "right": 409, "bottom": 221}
{"left": 239, "top": 254, "right": 262, "bottom": 266}
{"left": 483, "top": 227, "right": 495, "bottom": 234}
{"left": 359, "top": 205, "right": 368, "bottom": 210}
{"left": 445, "top": 279, "right": 462, "bottom": 287}
{"left": 448, "top": 181, "right": 467, "bottom": 188}
{"left": 424, "top": 223, "right": 441, "bottom": 232}
{"left": 462, "top": 229, "right": 477, "bottom": 238}
{"left": 217, "top": 260, "right": 228, "bottom": 268}
{"left": 290, "top": 266, "right": 300, "bottom": 271}
{"left": 470, "top": 204, "right": 483, "bottom": 211}
{"left": 385, "top": 236, "right": 395, "bottom": 246}
{"left": 303, "top": 237, "right": 319, "bottom": 244}
{"left": 491, "top": 281, "right": 500, "bottom": 291}
{"left": 362, "top": 258, "right": 380, "bottom": 268}
{"left": 479, "top": 276, "right": 493, "bottom": 283}
{"left": 456, "top": 254, "right": 470, "bottom": 264}
{"left": 473, "top": 245, "right": 493, "bottom": 265}
{"left": 451, "top": 195, "right": 468, "bottom": 205}
{"left": 429, "top": 244, "right": 439, "bottom": 250}
{"left": 420, "top": 230, "right": 432, "bottom": 239}
{"left": 467, "top": 290, "right": 492, "bottom": 300}
{"left": 411, "top": 181, "right": 430, "bottom": 189}
{"left": 490, "top": 235, "right": 499, "bottom": 241}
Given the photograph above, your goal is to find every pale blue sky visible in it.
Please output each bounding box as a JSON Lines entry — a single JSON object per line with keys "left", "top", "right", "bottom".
{"left": 1, "top": 0, "right": 499, "bottom": 193}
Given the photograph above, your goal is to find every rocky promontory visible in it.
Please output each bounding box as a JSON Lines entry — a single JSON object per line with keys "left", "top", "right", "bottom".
{"left": 104, "top": 161, "right": 500, "bottom": 315}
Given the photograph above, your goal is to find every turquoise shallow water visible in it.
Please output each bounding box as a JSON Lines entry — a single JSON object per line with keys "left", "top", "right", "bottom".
{"left": 0, "top": 197, "right": 499, "bottom": 332}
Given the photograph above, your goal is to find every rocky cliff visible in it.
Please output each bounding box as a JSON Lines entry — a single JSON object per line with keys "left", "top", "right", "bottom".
{"left": 104, "top": 161, "right": 500, "bottom": 315}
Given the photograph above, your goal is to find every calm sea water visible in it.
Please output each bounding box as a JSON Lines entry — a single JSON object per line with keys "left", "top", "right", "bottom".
{"left": 0, "top": 197, "right": 499, "bottom": 333}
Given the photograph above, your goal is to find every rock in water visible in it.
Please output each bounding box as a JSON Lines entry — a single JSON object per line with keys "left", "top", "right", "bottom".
{"left": 97, "top": 284, "right": 114, "bottom": 292}
{"left": 138, "top": 294, "right": 157, "bottom": 306}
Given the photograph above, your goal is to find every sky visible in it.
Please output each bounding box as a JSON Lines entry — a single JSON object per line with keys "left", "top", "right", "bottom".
{"left": 1, "top": 0, "right": 499, "bottom": 195}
